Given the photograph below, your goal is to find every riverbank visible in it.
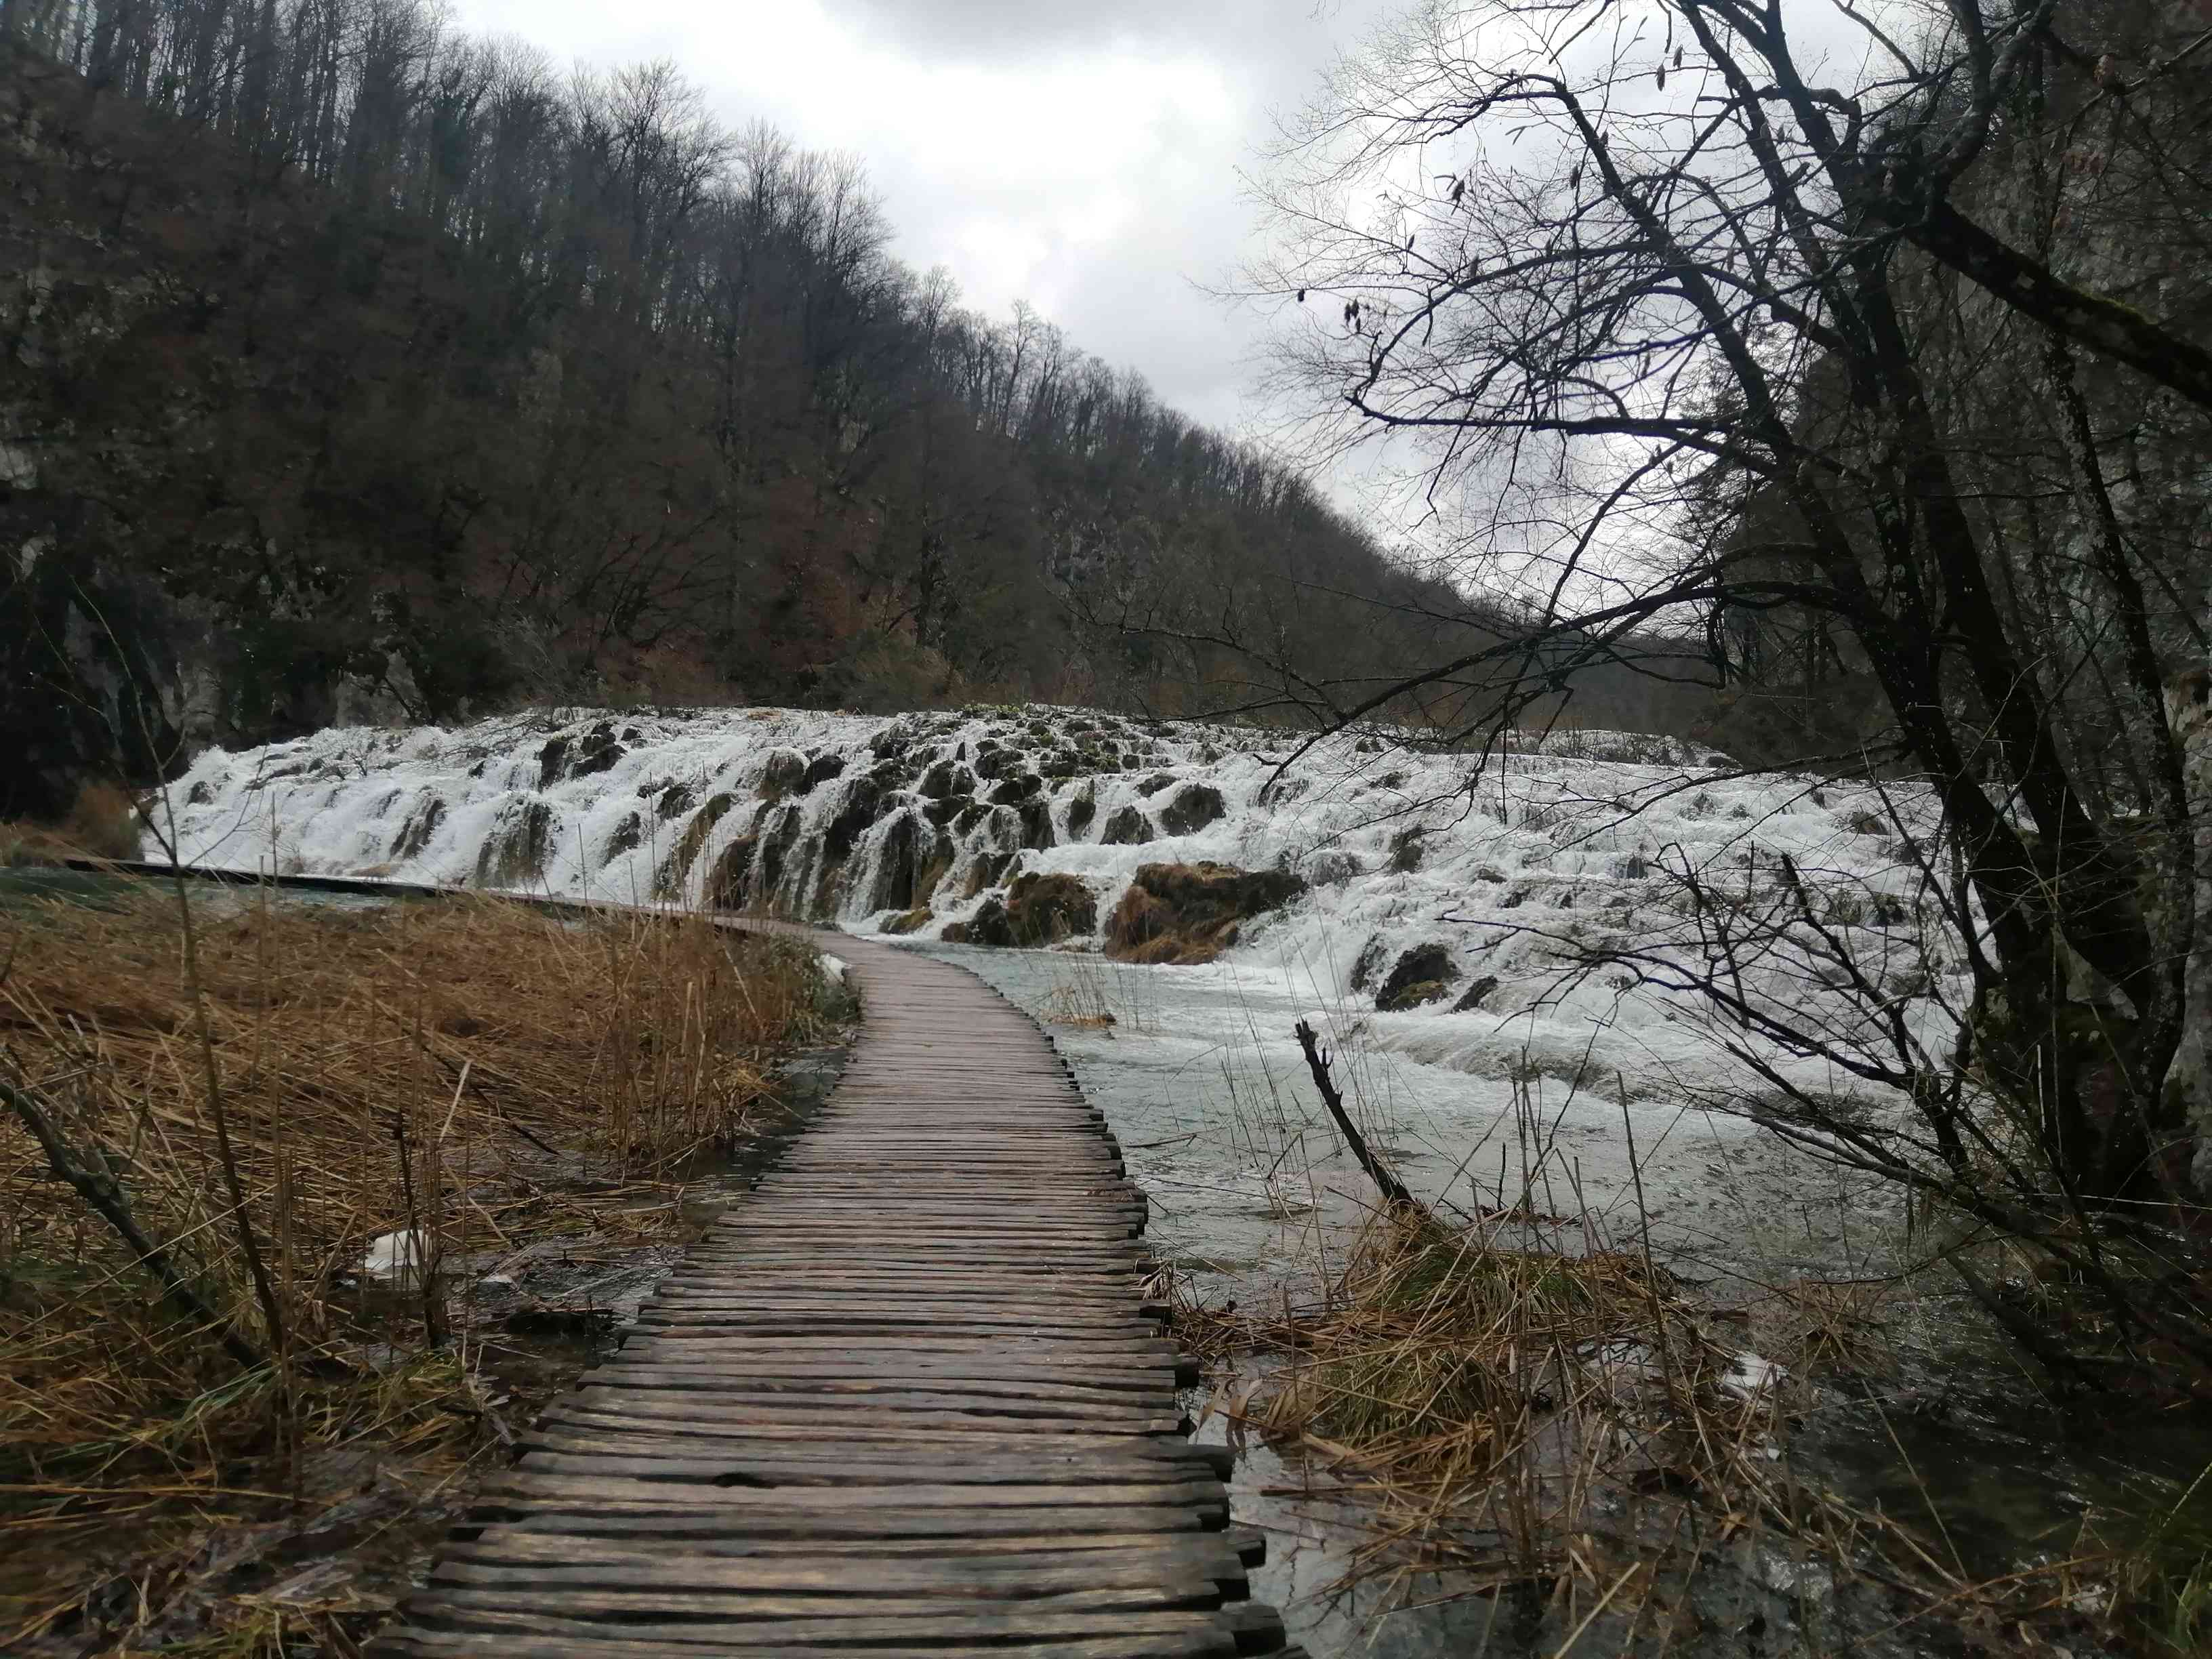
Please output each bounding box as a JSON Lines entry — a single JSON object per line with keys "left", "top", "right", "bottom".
{"left": 0, "top": 877, "right": 849, "bottom": 1654}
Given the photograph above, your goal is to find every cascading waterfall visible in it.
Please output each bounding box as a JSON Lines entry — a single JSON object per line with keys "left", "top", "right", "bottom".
{"left": 157, "top": 702, "right": 1945, "bottom": 1103}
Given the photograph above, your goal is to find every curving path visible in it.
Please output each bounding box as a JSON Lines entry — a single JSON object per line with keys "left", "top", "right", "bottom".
{"left": 364, "top": 924, "right": 1296, "bottom": 1658}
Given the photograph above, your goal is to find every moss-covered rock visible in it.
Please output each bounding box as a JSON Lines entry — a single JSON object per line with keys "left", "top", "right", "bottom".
{"left": 962, "top": 850, "right": 1015, "bottom": 897}
{"left": 1158, "top": 783, "right": 1225, "bottom": 836}
{"left": 758, "top": 747, "right": 808, "bottom": 798}
{"left": 602, "top": 811, "right": 643, "bottom": 860}
{"left": 474, "top": 796, "right": 555, "bottom": 887}
{"left": 941, "top": 897, "right": 1012, "bottom": 947}
{"left": 388, "top": 794, "right": 445, "bottom": 860}
{"left": 1452, "top": 974, "right": 1501, "bottom": 1012}
{"left": 1375, "top": 943, "right": 1461, "bottom": 1010}
{"left": 655, "top": 792, "right": 735, "bottom": 898}
{"left": 1101, "top": 805, "right": 1153, "bottom": 845}
{"left": 538, "top": 720, "right": 625, "bottom": 787}
{"left": 1104, "top": 862, "right": 1306, "bottom": 965}
{"left": 1004, "top": 872, "right": 1097, "bottom": 945}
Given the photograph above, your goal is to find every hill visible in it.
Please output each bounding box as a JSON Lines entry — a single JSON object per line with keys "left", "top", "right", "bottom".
{"left": 2, "top": 16, "right": 1562, "bottom": 817}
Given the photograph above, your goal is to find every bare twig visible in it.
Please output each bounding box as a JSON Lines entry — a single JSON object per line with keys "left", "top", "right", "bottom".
{"left": 1293, "top": 1018, "right": 1420, "bottom": 1212}
{"left": 0, "top": 1071, "right": 266, "bottom": 1372}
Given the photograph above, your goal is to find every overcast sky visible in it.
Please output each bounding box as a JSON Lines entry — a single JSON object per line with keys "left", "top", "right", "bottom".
{"left": 449, "top": 0, "right": 1397, "bottom": 451}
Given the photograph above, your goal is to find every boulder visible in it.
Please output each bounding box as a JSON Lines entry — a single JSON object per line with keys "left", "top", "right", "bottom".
{"left": 1101, "top": 805, "right": 1153, "bottom": 845}
{"left": 962, "top": 850, "right": 1015, "bottom": 897}
{"left": 918, "top": 759, "right": 968, "bottom": 799}
{"left": 1351, "top": 937, "right": 1387, "bottom": 991}
{"left": 1004, "top": 872, "right": 1098, "bottom": 945}
{"left": 1375, "top": 943, "right": 1461, "bottom": 1011}
{"left": 657, "top": 792, "right": 735, "bottom": 898}
{"left": 1157, "top": 783, "right": 1225, "bottom": 836}
{"left": 602, "top": 811, "right": 643, "bottom": 859}
{"left": 1104, "top": 862, "right": 1307, "bottom": 966}
{"left": 539, "top": 721, "right": 625, "bottom": 787}
{"left": 800, "top": 752, "right": 847, "bottom": 792}
{"left": 388, "top": 794, "right": 445, "bottom": 860}
{"left": 823, "top": 776, "right": 883, "bottom": 859}
{"left": 474, "top": 796, "right": 554, "bottom": 887}
{"left": 864, "top": 812, "right": 943, "bottom": 913}
{"left": 756, "top": 747, "right": 809, "bottom": 800}
{"left": 1018, "top": 798, "right": 1055, "bottom": 851}
{"left": 1452, "top": 974, "right": 1501, "bottom": 1012}
{"left": 941, "top": 897, "right": 1013, "bottom": 947}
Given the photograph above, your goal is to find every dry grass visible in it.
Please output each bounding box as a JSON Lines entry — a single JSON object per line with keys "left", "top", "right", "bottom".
{"left": 0, "top": 880, "right": 835, "bottom": 1652}
{"left": 1167, "top": 1195, "right": 2195, "bottom": 1656}
{"left": 1176, "top": 1209, "right": 2095, "bottom": 1646}
{"left": 0, "top": 783, "right": 145, "bottom": 866}
{"left": 1191, "top": 1211, "right": 1776, "bottom": 1590}
{"left": 1037, "top": 955, "right": 1159, "bottom": 1035}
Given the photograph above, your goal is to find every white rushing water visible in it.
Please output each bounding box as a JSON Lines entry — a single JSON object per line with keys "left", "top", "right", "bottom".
{"left": 155, "top": 702, "right": 1948, "bottom": 1290}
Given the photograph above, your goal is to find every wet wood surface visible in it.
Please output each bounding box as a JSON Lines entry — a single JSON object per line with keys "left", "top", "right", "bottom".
{"left": 373, "top": 927, "right": 1296, "bottom": 1658}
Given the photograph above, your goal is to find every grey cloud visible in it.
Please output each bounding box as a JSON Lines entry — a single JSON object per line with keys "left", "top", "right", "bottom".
{"left": 819, "top": 0, "right": 1372, "bottom": 85}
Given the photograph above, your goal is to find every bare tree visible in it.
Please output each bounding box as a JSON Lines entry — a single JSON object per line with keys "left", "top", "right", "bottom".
{"left": 1240, "top": 0, "right": 2212, "bottom": 1218}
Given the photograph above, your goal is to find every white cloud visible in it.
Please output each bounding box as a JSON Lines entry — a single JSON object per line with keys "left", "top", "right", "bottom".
{"left": 448, "top": 0, "right": 1395, "bottom": 438}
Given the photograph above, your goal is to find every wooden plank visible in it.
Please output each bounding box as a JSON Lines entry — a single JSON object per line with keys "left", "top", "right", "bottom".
{"left": 371, "top": 922, "right": 1280, "bottom": 1659}
{"left": 462, "top": 1528, "right": 1244, "bottom": 1565}
{"left": 396, "top": 1602, "right": 1237, "bottom": 1644}
{"left": 493, "top": 1504, "right": 1222, "bottom": 1540}
{"left": 495, "top": 1458, "right": 1225, "bottom": 1507}
{"left": 428, "top": 1556, "right": 1227, "bottom": 1603}
{"left": 593, "top": 1366, "right": 1178, "bottom": 1402}
{"left": 532, "top": 1408, "right": 1213, "bottom": 1458}
{"left": 501, "top": 1441, "right": 1234, "bottom": 1489}
{"left": 381, "top": 1623, "right": 1235, "bottom": 1658}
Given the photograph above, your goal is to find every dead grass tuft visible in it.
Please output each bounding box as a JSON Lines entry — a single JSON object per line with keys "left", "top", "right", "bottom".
{"left": 1176, "top": 1210, "right": 2010, "bottom": 1635}
{"left": 0, "top": 783, "right": 146, "bottom": 867}
{"left": 0, "top": 880, "right": 834, "bottom": 1650}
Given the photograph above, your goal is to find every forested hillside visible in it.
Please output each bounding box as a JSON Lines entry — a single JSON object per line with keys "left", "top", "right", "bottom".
{"left": 0, "top": 2, "right": 1583, "bottom": 818}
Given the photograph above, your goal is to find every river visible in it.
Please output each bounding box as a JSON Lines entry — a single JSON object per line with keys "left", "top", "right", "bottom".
{"left": 914, "top": 938, "right": 2211, "bottom": 1659}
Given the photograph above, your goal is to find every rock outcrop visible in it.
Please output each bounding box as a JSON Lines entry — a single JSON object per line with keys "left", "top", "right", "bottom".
{"left": 1104, "top": 862, "right": 1307, "bottom": 965}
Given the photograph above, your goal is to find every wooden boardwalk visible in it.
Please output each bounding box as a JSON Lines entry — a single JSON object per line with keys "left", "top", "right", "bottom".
{"left": 373, "top": 930, "right": 1294, "bottom": 1658}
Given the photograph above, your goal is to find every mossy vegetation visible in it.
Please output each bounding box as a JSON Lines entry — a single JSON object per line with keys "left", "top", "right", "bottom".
{"left": 1103, "top": 862, "right": 1306, "bottom": 965}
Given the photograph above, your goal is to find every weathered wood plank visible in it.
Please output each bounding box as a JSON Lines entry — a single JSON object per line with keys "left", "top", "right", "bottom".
{"left": 371, "top": 924, "right": 1287, "bottom": 1659}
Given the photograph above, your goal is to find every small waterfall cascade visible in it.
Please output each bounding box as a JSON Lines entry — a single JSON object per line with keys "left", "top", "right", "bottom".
{"left": 157, "top": 704, "right": 1929, "bottom": 1040}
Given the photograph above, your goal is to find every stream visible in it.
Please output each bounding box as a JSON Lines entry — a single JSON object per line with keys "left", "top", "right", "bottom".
{"left": 912, "top": 939, "right": 2212, "bottom": 1658}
